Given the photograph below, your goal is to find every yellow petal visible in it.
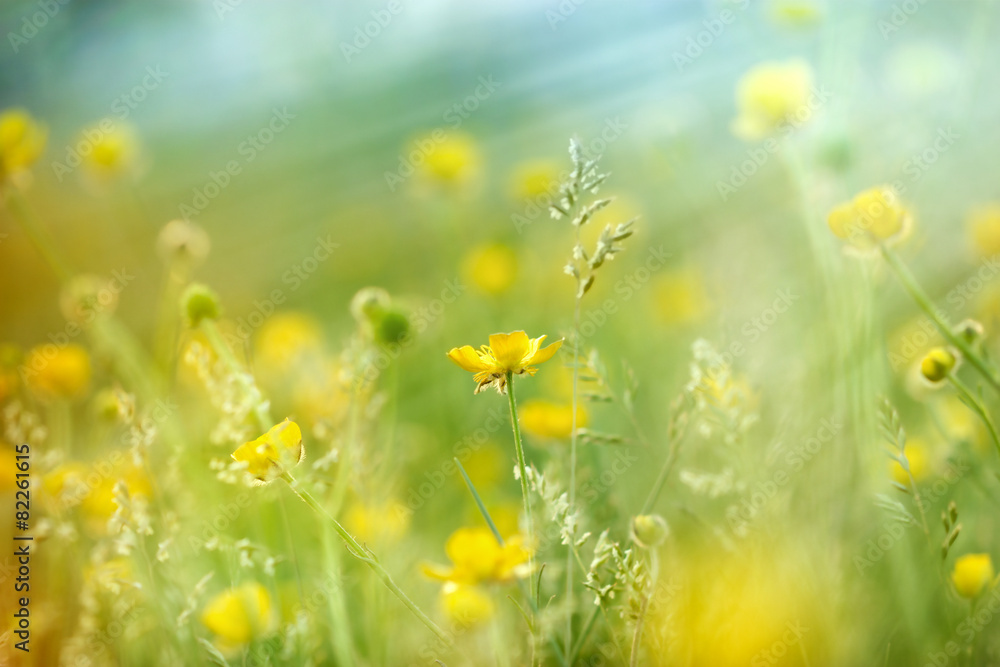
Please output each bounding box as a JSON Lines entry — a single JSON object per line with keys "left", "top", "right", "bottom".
{"left": 488, "top": 331, "right": 531, "bottom": 371}
{"left": 524, "top": 337, "right": 562, "bottom": 367}
{"left": 420, "top": 562, "right": 457, "bottom": 582}
{"left": 447, "top": 346, "right": 492, "bottom": 373}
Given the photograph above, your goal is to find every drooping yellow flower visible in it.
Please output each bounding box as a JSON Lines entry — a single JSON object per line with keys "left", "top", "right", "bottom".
{"left": 24, "top": 344, "right": 92, "bottom": 400}
{"left": 461, "top": 243, "right": 518, "bottom": 295}
{"left": 520, "top": 399, "right": 587, "bottom": 440}
{"left": 951, "top": 553, "right": 995, "bottom": 598}
{"left": 231, "top": 419, "right": 304, "bottom": 484}
{"left": 827, "top": 185, "right": 912, "bottom": 251}
{"left": 201, "top": 583, "right": 276, "bottom": 652}
{"left": 889, "top": 438, "right": 930, "bottom": 486}
{"left": 440, "top": 582, "right": 494, "bottom": 626}
{"left": 80, "top": 120, "right": 139, "bottom": 181}
{"left": 731, "top": 60, "right": 814, "bottom": 141}
{"left": 447, "top": 331, "right": 562, "bottom": 395}
{"left": 967, "top": 203, "right": 1000, "bottom": 257}
{"left": 0, "top": 108, "right": 47, "bottom": 182}
{"left": 421, "top": 527, "right": 531, "bottom": 585}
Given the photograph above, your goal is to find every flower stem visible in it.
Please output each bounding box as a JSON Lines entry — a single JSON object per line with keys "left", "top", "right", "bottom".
{"left": 948, "top": 375, "right": 1000, "bottom": 459}
{"left": 506, "top": 371, "right": 535, "bottom": 600}
{"left": 200, "top": 318, "right": 273, "bottom": 431}
{"left": 280, "top": 472, "right": 453, "bottom": 647}
{"left": 880, "top": 245, "right": 1000, "bottom": 393}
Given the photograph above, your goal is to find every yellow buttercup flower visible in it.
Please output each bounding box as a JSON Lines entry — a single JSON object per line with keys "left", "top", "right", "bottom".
{"left": 201, "top": 583, "right": 276, "bottom": 652}
{"left": 520, "top": 399, "right": 587, "bottom": 440}
{"left": 440, "top": 583, "right": 494, "bottom": 626}
{"left": 951, "top": 553, "right": 995, "bottom": 599}
{"left": 80, "top": 120, "right": 139, "bottom": 181}
{"left": 461, "top": 243, "right": 518, "bottom": 295}
{"left": 447, "top": 331, "right": 562, "bottom": 395}
{"left": 417, "top": 131, "right": 480, "bottom": 186}
{"left": 731, "top": 60, "right": 814, "bottom": 141}
{"left": 421, "top": 526, "right": 531, "bottom": 585}
{"left": 24, "top": 344, "right": 92, "bottom": 400}
{"left": 889, "top": 438, "right": 930, "bottom": 486}
{"left": 0, "top": 108, "right": 47, "bottom": 183}
{"left": 231, "top": 419, "right": 304, "bottom": 484}
{"left": 967, "top": 203, "right": 1000, "bottom": 257}
{"left": 828, "top": 185, "right": 912, "bottom": 251}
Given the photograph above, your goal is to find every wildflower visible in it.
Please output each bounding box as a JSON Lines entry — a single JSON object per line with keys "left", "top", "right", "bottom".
{"left": 520, "top": 399, "right": 587, "bottom": 440}
{"left": 920, "top": 347, "right": 958, "bottom": 385}
{"left": 421, "top": 526, "right": 531, "bottom": 585}
{"left": 889, "top": 438, "right": 930, "bottom": 486}
{"left": 461, "top": 243, "right": 518, "bottom": 295}
{"left": 653, "top": 266, "right": 711, "bottom": 326}
{"left": 731, "top": 60, "right": 815, "bottom": 141}
{"left": 156, "top": 219, "right": 211, "bottom": 267}
{"left": 630, "top": 514, "right": 670, "bottom": 549}
{"left": 231, "top": 419, "right": 305, "bottom": 484}
{"left": 440, "top": 583, "right": 494, "bottom": 626}
{"left": 24, "top": 344, "right": 92, "bottom": 400}
{"left": 254, "top": 312, "right": 324, "bottom": 372}
{"left": 447, "top": 331, "right": 562, "bottom": 394}
{"left": 418, "top": 131, "right": 480, "bottom": 187}
{"left": 346, "top": 499, "right": 411, "bottom": 543}
{"left": 0, "top": 108, "right": 47, "bottom": 183}
{"left": 181, "top": 283, "right": 221, "bottom": 327}
{"left": 79, "top": 121, "right": 139, "bottom": 181}
{"left": 509, "top": 160, "right": 559, "bottom": 200}
{"left": 967, "top": 203, "right": 1000, "bottom": 257}
{"left": 373, "top": 308, "right": 412, "bottom": 346}
{"left": 201, "top": 582, "right": 277, "bottom": 652}
{"left": 951, "top": 553, "right": 995, "bottom": 599}
{"left": 350, "top": 286, "right": 391, "bottom": 324}
{"left": 827, "top": 186, "right": 912, "bottom": 251}
{"left": 80, "top": 463, "right": 152, "bottom": 529}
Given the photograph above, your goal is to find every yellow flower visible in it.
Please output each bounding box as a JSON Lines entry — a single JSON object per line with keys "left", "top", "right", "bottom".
{"left": 0, "top": 108, "right": 47, "bottom": 182}
{"left": 421, "top": 526, "right": 531, "bottom": 585}
{"left": 440, "top": 583, "right": 494, "bottom": 626}
{"left": 201, "top": 583, "right": 276, "bottom": 652}
{"left": 416, "top": 131, "right": 480, "bottom": 186}
{"left": 520, "top": 399, "right": 587, "bottom": 440}
{"left": 80, "top": 120, "right": 139, "bottom": 180}
{"left": 231, "top": 419, "right": 304, "bottom": 484}
{"left": 827, "top": 185, "right": 912, "bottom": 251}
{"left": 630, "top": 514, "right": 670, "bottom": 549}
{"left": 447, "top": 331, "right": 562, "bottom": 395}
{"left": 967, "top": 203, "right": 1000, "bottom": 257}
{"left": 346, "top": 499, "right": 411, "bottom": 544}
{"left": 80, "top": 463, "right": 152, "bottom": 526}
{"left": 461, "top": 243, "right": 518, "bottom": 295}
{"left": 919, "top": 347, "right": 957, "bottom": 384}
{"left": 731, "top": 60, "right": 814, "bottom": 141}
{"left": 889, "top": 438, "right": 930, "bottom": 486}
{"left": 24, "top": 344, "right": 92, "bottom": 400}
{"left": 951, "top": 553, "right": 995, "bottom": 599}
{"left": 509, "top": 160, "right": 559, "bottom": 200}
{"left": 254, "top": 311, "right": 324, "bottom": 373}
{"left": 769, "top": 0, "right": 823, "bottom": 27}
{"left": 653, "top": 266, "right": 711, "bottom": 326}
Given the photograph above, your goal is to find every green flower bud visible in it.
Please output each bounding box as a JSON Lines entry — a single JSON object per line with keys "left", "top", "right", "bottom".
{"left": 631, "top": 514, "right": 670, "bottom": 549}
{"left": 181, "top": 283, "right": 221, "bottom": 327}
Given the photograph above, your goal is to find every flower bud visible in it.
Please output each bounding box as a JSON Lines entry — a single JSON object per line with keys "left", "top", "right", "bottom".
{"left": 181, "top": 283, "right": 221, "bottom": 327}
{"left": 374, "top": 308, "right": 411, "bottom": 346}
{"left": 350, "top": 286, "right": 390, "bottom": 324}
{"left": 920, "top": 347, "right": 957, "bottom": 384}
{"left": 157, "top": 219, "right": 210, "bottom": 267}
{"left": 630, "top": 514, "right": 669, "bottom": 549}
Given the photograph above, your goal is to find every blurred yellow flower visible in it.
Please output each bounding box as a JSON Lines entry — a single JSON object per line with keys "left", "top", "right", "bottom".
{"left": 80, "top": 120, "right": 139, "bottom": 180}
{"left": 0, "top": 108, "right": 47, "bottom": 182}
{"left": 417, "top": 131, "right": 480, "bottom": 186}
{"left": 447, "top": 331, "right": 562, "bottom": 395}
{"left": 461, "top": 243, "right": 518, "bottom": 295}
{"left": 731, "top": 60, "right": 814, "bottom": 140}
{"left": 346, "top": 499, "right": 411, "bottom": 543}
{"left": 967, "top": 204, "right": 1000, "bottom": 257}
{"left": 440, "top": 583, "right": 494, "bottom": 626}
{"left": 520, "top": 399, "right": 586, "bottom": 440}
{"left": 828, "top": 185, "right": 911, "bottom": 251}
{"left": 951, "top": 553, "right": 995, "bottom": 598}
{"left": 201, "top": 582, "right": 276, "bottom": 652}
{"left": 232, "top": 419, "right": 304, "bottom": 484}
{"left": 653, "top": 266, "right": 711, "bottom": 326}
{"left": 254, "top": 311, "right": 324, "bottom": 372}
{"left": 80, "top": 463, "right": 152, "bottom": 526}
{"left": 890, "top": 438, "right": 930, "bottom": 486}
{"left": 769, "top": 0, "right": 823, "bottom": 27}
{"left": 509, "top": 160, "right": 559, "bottom": 200}
{"left": 421, "top": 526, "right": 530, "bottom": 585}
{"left": 24, "top": 344, "right": 92, "bottom": 400}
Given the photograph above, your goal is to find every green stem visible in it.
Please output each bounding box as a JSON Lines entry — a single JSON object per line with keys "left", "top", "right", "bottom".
{"left": 280, "top": 473, "right": 452, "bottom": 647}
{"left": 640, "top": 431, "right": 685, "bottom": 516}
{"left": 568, "top": 605, "right": 601, "bottom": 664}
{"left": 506, "top": 371, "right": 535, "bottom": 601}
{"left": 3, "top": 190, "right": 73, "bottom": 282}
{"left": 881, "top": 245, "right": 1000, "bottom": 393}
{"left": 200, "top": 318, "right": 273, "bottom": 431}
{"left": 949, "top": 375, "right": 1000, "bottom": 459}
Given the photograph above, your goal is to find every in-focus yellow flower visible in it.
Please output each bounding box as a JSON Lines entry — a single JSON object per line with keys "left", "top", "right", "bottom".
{"left": 653, "top": 266, "right": 711, "bottom": 326}
{"left": 80, "top": 120, "right": 139, "bottom": 181}
{"left": 731, "top": 60, "right": 814, "bottom": 141}
{"left": 951, "top": 553, "right": 995, "bottom": 598}
{"left": 447, "top": 331, "right": 562, "bottom": 395}
{"left": 0, "top": 108, "right": 47, "bottom": 182}
{"left": 24, "top": 344, "right": 92, "bottom": 400}
{"left": 201, "top": 583, "right": 276, "bottom": 652}
{"left": 231, "top": 419, "right": 304, "bottom": 484}
{"left": 509, "top": 160, "right": 559, "bottom": 200}
{"left": 421, "top": 526, "right": 531, "bottom": 585}
{"left": 919, "top": 347, "right": 957, "bottom": 385}
{"left": 461, "top": 243, "right": 518, "bottom": 295}
{"left": 889, "top": 438, "right": 930, "bottom": 486}
{"left": 967, "top": 204, "right": 1000, "bottom": 257}
{"left": 827, "top": 185, "right": 912, "bottom": 251}
{"left": 520, "top": 399, "right": 587, "bottom": 441}
{"left": 440, "top": 582, "right": 494, "bottom": 626}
